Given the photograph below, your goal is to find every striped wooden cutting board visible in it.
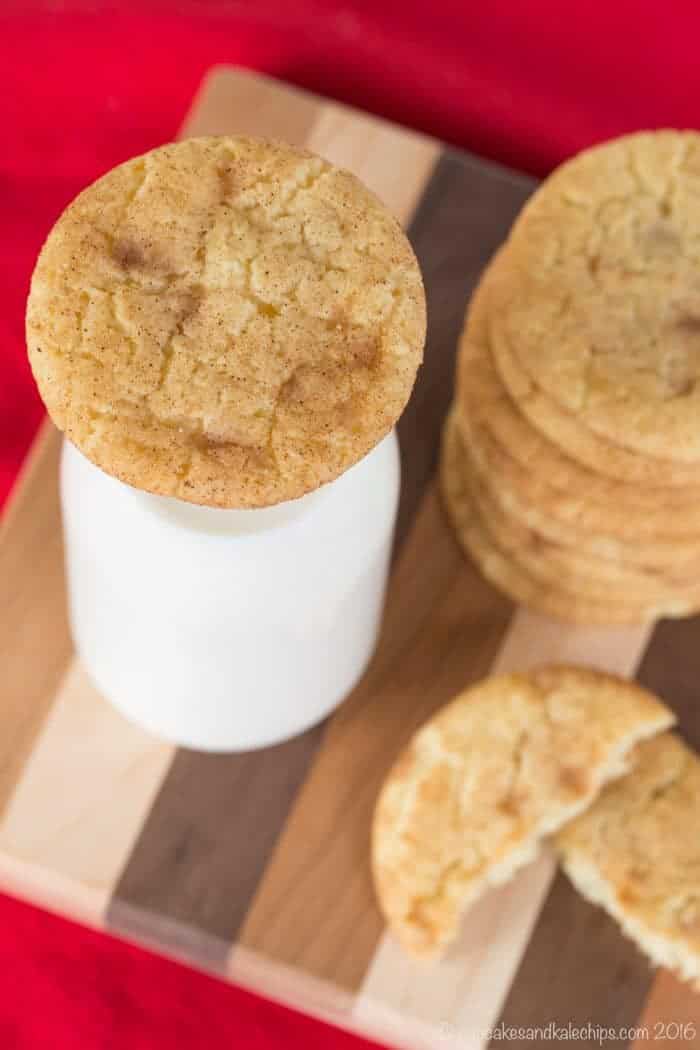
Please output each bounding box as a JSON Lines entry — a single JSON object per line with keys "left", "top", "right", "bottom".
{"left": 1, "top": 66, "right": 699, "bottom": 1050}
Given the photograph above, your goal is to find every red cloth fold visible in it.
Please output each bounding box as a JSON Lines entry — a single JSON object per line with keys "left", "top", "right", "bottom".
{"left": 2, "top": 3, "right": 700, "bottom": 1047}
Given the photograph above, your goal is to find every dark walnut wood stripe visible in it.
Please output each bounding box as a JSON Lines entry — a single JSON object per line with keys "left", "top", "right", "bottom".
{"left": 108, "top": 728, "right": 325, "bottom": 970}
{"left": 635, "top": 614, "right": 700, "bottom": 748}
{"left": 394, "top": 149, "right": 534, "bottom": 551}
{"left": 239, "top": 151, "right": 533, "bottom": 990}
{"left": 491, "top": 867, "right": 654, "bottom": 1050}
{"left": 0, "top": 423, "right": 72, "bottom": 821}
{"left": 492, "top": 613, "right": 700, "bottom": 1049}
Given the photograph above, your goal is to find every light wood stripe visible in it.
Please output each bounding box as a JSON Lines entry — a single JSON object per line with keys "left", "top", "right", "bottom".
{"left": 0, "top": 422, "right": 71, "bottom": 820}
{"left": 491, "top": 612, "right": 653, "bottom": 678}
{"left": 357, "top": 613, "right": 652, "bottom": 1047}
{"left": 306, "top": 105, "right": 438, "bottom": 225}
{"left": 0, "top": 851, "right": 106, "bottom": 935}
{"left": 355, "top": 851, "right": 555, "bottom": 1050}
{"left": 181, "top": 65, "right": 320, "bottom": 142}
{"left": 0, "top": 663, "right": 172, "bottom": 926}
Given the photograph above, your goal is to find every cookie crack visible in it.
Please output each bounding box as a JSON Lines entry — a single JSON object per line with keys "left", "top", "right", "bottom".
{"left": 404, "top": 856, "right": 475, "bottom": 934}
{"left": 265, "top": 364, "right": 303, "bottom": 471}
{"left": 137, "top": 167, "right": 234, "bottom": 410}
{"left": 121, "top": 158, "right": 149, "bottom": 216}
{"left": 280, "top": 162, "right": 328, "bottom": 212}
{"left": 62, "top": 291, "right": 106, "bottom": 370}
{"left": 108, "top": 292, "right": 138, "bottom": 366}
{"left": 643, "top": 754, "right": 688, "bottom": 809}
{"left": 661, "top": 138, "right": 691, "bottom": 219}
{"left": 225, "top": 156, "right": 328, "bottom": 223}
{"left": 150, "top": 286, "right": 205, "bottom": 393}
{"left": 624, "top": 147, "right": 648, "bottom": 197}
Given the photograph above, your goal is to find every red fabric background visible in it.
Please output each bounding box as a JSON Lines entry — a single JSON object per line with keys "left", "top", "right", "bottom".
{"left": 2, "top": 2, "right": 699, "bottom": 1047}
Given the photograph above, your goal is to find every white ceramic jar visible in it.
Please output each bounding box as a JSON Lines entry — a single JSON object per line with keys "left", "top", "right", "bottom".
{"left": 60, "top": 432, "right": 400, "bottom": 752}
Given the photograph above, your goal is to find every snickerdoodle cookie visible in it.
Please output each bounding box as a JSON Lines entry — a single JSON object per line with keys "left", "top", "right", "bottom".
{"left": 27, "top": 136, "right": 425, "bottom": 506}
{"left": 372, "top": 665, "right": 674, "bottom": 957}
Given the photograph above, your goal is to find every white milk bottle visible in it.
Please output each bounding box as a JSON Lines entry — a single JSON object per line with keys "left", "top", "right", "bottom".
{"left": 60, "top": 431, "right": 400, "bottom": 751}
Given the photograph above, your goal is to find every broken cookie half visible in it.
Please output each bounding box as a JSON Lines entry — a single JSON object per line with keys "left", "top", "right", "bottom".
{"left": 371, "top": 666, "right": 674, "bottom": 958}
{"left": 556, "top": 731, "right": 700, "bottom": 988}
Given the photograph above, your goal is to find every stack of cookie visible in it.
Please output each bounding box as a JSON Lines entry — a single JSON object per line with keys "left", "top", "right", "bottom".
{"left": 442, "top": 130, "right": 700, "bottom": 624}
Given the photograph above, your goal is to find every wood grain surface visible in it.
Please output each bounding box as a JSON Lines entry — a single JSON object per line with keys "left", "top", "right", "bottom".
{"left": 492, "top": 870, "right": 655, "bottom": 1050}
{"left": 0, "top": 66, "right": 698, "bottom": 1050}
{"left": 0, "top": 425, "right": 71, "bottom": 819}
